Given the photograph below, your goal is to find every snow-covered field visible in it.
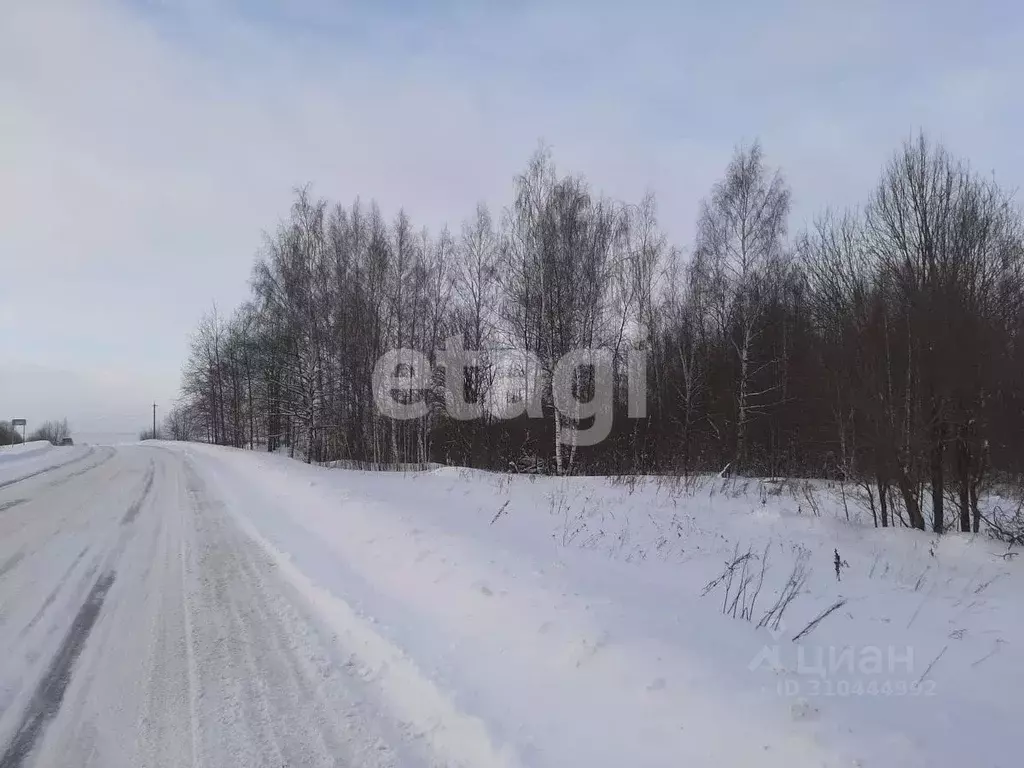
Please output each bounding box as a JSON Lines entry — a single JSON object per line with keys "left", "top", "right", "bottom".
{"left": 172, "top": 445, "right": 1024, "bottom": 767}
{"left": 0, "top": 441, "right": 1019, "bottom": 766}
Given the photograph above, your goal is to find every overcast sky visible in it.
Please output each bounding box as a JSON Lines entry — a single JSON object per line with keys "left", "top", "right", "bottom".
{"left": 2, "top": 0, "right": 1021, "bottom": 435}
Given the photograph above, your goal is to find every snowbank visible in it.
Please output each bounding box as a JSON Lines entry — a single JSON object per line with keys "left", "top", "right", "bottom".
{"left": 176, "top": 444, "right": 1022, "bottom": 767}
{"left": 0, "top": 440, "right": 53, "bottom": 464}
{"left": 0, "top": 442, "right": 90, "bottom": 488}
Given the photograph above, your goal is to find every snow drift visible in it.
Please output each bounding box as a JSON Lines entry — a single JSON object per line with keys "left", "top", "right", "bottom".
{"left": 167, "top": 442, "right": 1022, "bottom": 768}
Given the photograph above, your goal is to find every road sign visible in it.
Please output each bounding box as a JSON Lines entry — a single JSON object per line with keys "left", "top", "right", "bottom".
{"left": 11, "top": 419, "right": 25, "bottom": 427}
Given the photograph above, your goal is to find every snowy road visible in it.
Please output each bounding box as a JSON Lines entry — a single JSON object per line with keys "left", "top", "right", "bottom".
{"left": 0, "top": 445, "right": 400, "bottom": 768}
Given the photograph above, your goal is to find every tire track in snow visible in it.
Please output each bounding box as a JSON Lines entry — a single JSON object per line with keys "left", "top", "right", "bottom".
{"left": 0, "top": 448, "right": 96, "bottom": 491}
{"left": 0, "top": 570, "right": 117, "bottom": 768}
{"left": 44, "top": 448, "right": 116, "bottom": 490}
{"left": 18, "top": 547, "right": 92, "bottom": 640}
{"left": 120, "top": 461, "right": 155, "bottom": 526}
{"left": 0, "top": 553, "right": 24, "bottom": 580}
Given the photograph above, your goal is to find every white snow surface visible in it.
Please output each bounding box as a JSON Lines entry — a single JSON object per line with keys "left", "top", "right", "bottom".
{"left": 0, "top": 441, "right": 54, "bottom": 461}
{"left": 0, "top": 441, "right": 1019, "bottom": 767}
{"left": 0, "top": 441, "right": 91, "bottom": 487}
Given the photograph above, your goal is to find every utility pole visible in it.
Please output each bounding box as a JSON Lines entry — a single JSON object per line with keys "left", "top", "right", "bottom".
{"left": 152, "top": 402, "right": 157, "bottom": 440}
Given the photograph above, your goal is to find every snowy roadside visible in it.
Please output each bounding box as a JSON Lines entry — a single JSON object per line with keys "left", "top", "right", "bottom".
{"left": 0, "top": 441, "right": 54, "bottom": 463}
{"left": 167, "top": 442, "right": 1023, "bottom": 767}
{"left": 0, "top": 442, "right": 91, "bottom": 488}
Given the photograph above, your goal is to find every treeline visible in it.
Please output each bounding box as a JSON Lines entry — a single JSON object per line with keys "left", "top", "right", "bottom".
{"left": 172, "top": 135, "right": 1024, "bottom": 533}
{"left": 0, "top": 419, "right": 71, "bottom": 446}
{"left": 29, "top": 419, "right": 71, "bottom": 445}
{"left": 0, "top": 422, "right": 24, "bottom": 446}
